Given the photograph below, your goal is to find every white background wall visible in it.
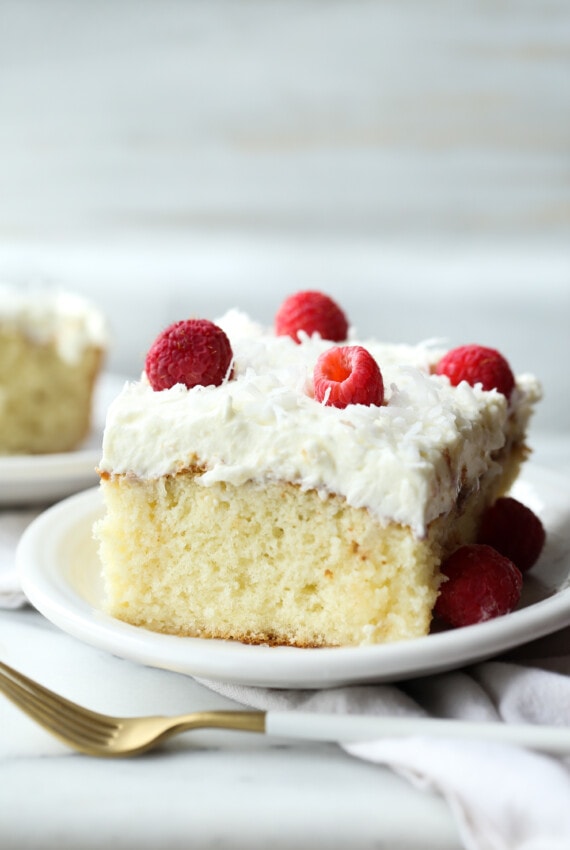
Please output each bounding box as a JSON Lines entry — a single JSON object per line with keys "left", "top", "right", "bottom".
{"left": 0, "top": 0, "right": 568, "bottom": 433}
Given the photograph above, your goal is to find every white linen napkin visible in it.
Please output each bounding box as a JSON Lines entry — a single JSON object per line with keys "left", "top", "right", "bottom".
{"left": 199, "top": 633, "right": 570, "bottom": 850}
{"left": 0, "top": 508, "right": 42, "bottom": 608}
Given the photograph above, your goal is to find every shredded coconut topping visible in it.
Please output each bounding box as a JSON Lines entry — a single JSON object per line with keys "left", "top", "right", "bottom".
{"left": 99, "top": 309, "right": 541, "bottom": 535}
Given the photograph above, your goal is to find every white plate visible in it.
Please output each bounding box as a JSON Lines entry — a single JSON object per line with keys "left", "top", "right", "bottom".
{"left": 16, "top": 464, "right": 570, "bottom": 689}
{"left": 0, "top": 373, "right": 127, "bottom": 506}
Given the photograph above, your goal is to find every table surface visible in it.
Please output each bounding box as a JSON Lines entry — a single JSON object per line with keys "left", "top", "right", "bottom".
{"left": 0, "top": 2, "right": 569, "bottom": 846}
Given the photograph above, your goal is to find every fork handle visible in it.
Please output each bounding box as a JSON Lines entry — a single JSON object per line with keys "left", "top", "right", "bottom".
{"left": 264, "top": 711, "right": 570, "bottom": 755}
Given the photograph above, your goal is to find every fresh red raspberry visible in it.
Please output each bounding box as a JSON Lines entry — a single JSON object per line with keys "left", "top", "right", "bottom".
{"left": 145, "top": 319, "right": 233, "bottom": 391}
{"left": 313, "top": 345, "right": 384, "bottom": 409}
{"left": 478, "top": 497, "right": 546, "bottom": 573}
{"left": 275, "top": 290, "right": 348, "bottom": 343}
{"left": 436, "top": 344, "right": 515, "bottom": 398}
{"left": 434, "top": 544, "right": 523, "bottom": 628}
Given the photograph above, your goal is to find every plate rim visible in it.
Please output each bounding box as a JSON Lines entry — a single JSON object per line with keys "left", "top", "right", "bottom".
{"left": 16, "top": 463, "right": 570, "bottom": 689}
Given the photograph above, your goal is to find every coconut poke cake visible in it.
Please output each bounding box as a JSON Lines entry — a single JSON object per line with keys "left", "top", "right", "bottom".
{"left": 0, "top": 284, "right": 108, "bottom": 455}
{"left": 95, "top": 291, "right": 542, "bottom": 647}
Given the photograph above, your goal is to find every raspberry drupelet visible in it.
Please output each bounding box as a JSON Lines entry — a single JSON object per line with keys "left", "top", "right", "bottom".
{"left": 313, "top": 345, "right": 384, "bottom": 409}
{"left": 275, "top": 290, "right": 348, "bottom": 343}
{"left": 434, "top": 544, "right": 523, "bottom": 628}
{"left": 436, "top": 344, "right": 515, "bottom": 398}
{"left": 145, "top": 319, "right": 233, "bottom": 391}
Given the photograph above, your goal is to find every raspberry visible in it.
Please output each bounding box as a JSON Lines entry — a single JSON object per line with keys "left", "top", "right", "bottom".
{"left": 478, "top": 497, "right": 545, "bottom": 573}
{"left": 145, "top": 319, "right": 233, "bottom": 391}
{"left": 313, "top": 345, "right": 384, "bottom": 409}
{"left": 436, "top": 344, "right": 515, "bottom": 398}
{"left": 434, "top": 544, "right": 523, "bottom": 628}
{"left": 275, "top": 290, "right": 348, "bottom": 343}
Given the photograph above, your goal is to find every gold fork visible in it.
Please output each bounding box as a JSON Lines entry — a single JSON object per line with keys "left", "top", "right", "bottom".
{"left": 2, "top": 659, "right": 570, "bottom": 758}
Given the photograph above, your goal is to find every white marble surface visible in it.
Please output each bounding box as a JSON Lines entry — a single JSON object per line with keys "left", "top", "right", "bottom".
{"left": 0, "top": 2, "right": 569, "bottom": 846}
{"left": 0, "top": 613, "right": 462, "bottom": 850}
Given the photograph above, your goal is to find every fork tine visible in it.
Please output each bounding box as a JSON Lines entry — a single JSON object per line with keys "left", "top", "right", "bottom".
{"left": 0, "top": 661, "right": 116, "bottom": 727}
{"left": 1, "top": 684, "right": 113, "bottom": 746}
{"left": 0, "top": 661, "right": 115, "bottom": 727}
{"left": 0, "top": 661, "right": 118, "bottom": 747}
{"left": 0, "top": 677, "right": 115, "bottom": 752}
{"left": 0, "top": 661, "right": 267, "bottom": 757}
{"left": 0, "top": 672, "right": 73, "bottom": 735}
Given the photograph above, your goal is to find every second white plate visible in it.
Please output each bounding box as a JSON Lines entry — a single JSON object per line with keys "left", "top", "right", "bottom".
{"left": 16, "top": 464, "right": 570, "bottom": 689}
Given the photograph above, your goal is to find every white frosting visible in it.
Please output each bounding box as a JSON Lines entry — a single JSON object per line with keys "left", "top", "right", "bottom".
{"left": 0, "top": 283, "right": 108, "bottom": 363}
{"left": 99, "top": 309, "right": 541, "bottom": 535}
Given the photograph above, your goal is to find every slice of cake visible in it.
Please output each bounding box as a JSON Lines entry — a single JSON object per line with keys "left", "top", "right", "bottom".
{"left": 95, "top": 291, "right": 541, "bottom": 647}
{"left": 0, "top": 284, "right": 108, "bottom": 455}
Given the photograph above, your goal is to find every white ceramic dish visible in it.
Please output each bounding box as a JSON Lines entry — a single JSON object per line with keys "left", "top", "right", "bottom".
{"left": 0, "top": 373, "right": 127, "bottom": 506}
{"left": 16, "top": 464, "right": 570, "bottom": 689}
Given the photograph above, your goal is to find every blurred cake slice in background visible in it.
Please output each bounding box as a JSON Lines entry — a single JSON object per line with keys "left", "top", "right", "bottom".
{"left": 0, "top": 283, "right": 108, "bottom": 455}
